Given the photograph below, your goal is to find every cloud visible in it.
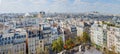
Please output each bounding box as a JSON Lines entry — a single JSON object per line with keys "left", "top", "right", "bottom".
{"left": 47, "top": 0, "right": 70, "bottom": 12}
{"left": 116, "top": 0, "right": 120, "bottom": 1}
{"left": 0, "top": 0, "right": 1, "bottom": 5}
{"left": 73, "top": 0, "right": 83, "bottom": 5}
{"left": 65, "top": 0, "right": 120, "bottom": 14}
{"left": 30, "top": 0, "right": 48, "bottom": 5}
{"left": 0, "top": 0, "right": 49, "bottom": 13}
{"left": 94, "top": 2, "right": 120, "bottom": 14}
{"left": 0, "top": 0, "right": 120, "bottom": 14}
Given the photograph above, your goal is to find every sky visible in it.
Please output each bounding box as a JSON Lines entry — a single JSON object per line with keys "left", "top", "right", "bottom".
{"left": 0, "top": 0, "right": 120, "bottom": 14}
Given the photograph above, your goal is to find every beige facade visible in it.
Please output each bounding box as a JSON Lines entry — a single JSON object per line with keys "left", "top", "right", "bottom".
{"left": 107, "top": 27, "right": 120, "bottom": 53}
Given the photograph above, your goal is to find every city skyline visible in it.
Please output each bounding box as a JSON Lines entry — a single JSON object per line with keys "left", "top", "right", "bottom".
{"left": 0, "top": 0, "right": 120, "bottom": 14}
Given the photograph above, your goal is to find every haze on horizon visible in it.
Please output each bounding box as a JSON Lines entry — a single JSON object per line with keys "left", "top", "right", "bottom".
{"left": 0, "top": 0, "right": 120, "bottom": 14}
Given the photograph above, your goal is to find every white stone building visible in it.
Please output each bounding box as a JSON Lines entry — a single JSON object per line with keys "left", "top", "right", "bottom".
{"left": 90, "top": 21, "right": 103, "bottom": 46}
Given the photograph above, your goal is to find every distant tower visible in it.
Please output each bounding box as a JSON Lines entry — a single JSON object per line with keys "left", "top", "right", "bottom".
{"left": 38, "top": 11, "right": 45, "bottom": 18}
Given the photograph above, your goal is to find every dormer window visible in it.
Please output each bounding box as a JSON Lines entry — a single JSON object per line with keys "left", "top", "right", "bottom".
{"left": 8, "top": 37, "right": 10, "bottom": 40}
{"left": 5, "top": 38, "right": 7, "bottom": 40}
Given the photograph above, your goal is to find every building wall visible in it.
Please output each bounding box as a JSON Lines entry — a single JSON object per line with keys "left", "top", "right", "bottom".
{"left": 13, "top": 43, "right": 26, "bottom": 54}
{"left": 107, "top": 27, "right": 116, "bottom": 51}
{"left": 77, "top": 26, "right": 84, "bottom": 36}
{"left": 90, "top": 23, "right": 103, "bottom": 46}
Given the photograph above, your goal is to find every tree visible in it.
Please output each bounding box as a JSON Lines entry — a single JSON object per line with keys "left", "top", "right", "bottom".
{"left": 52, "top": 37, "right": 64, "bottom": 53}
{"left": 52, "top": 40, "right": 58, "bottom": 53}
{"left": 82, "top": 32, "right": 90, "bottom": 43}
{"left": 80, "top": 36, "right": 84, "bottom": 43}
{"left": 74, "top": 36, "right": 83, "bottom": 46}
{"left": 96, "top": 45, "right": 101, "bottom": 50}
{"left": 57, "top": 37, "right": 64, "bottom": 52}
{"left": 64, "top": 38, "right": 75, "bottom": 50}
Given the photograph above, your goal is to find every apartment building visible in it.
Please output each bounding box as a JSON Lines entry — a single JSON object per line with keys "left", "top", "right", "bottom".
{"left": 0, "top": 33, "right": 14, "bottom": 54}
{"left": 70, "top": 25, "right": 77, "bottom": 38}
{"left": 114, "top": 28, "right": 120, "bottom": 53}
{"left": 50, "top": 27, "right": 59, "bottom": 43}
{"left": 27, "top": 27, "right": 41, "bottom": 54}
{"left": 40, "top": 24, "right": 51, "bottom": 45}
{"left": 90, "top": 21, "right": 103, "bottom": 46}
{"left": 76, "top": 21, "right": 84, "bottom": 36}
{"left": 13, "top": 28, "right": 26, "bottom": 54}
{"left": 102, "top": 25, "right": 107, "bottom": 47}
{"left": 107, "top": 26, "right": 120, "bottom": 53}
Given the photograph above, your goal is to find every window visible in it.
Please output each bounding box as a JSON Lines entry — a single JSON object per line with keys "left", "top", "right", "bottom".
{"left": 21, "top": 47, "right": 23, "bottom": 51}
{"left": 5, "top": 38, "right": 7, "bottom": 40}
{"left": 8, "top": 37, "right": 10, "bottom": 40}
{"left": 12, "top": 37, "right": 14, "bottom": 39}
{"left": 40, "top": 41, "right": 42, "bottom": 43}
{"left": 24, "top": 35, "right": 26, "bottom": 38}
{"left": 8, "top": 41, "right": 10, "bottom": 44}
{"left": 23, "top": 44, "right": 24, "bottom": 46}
